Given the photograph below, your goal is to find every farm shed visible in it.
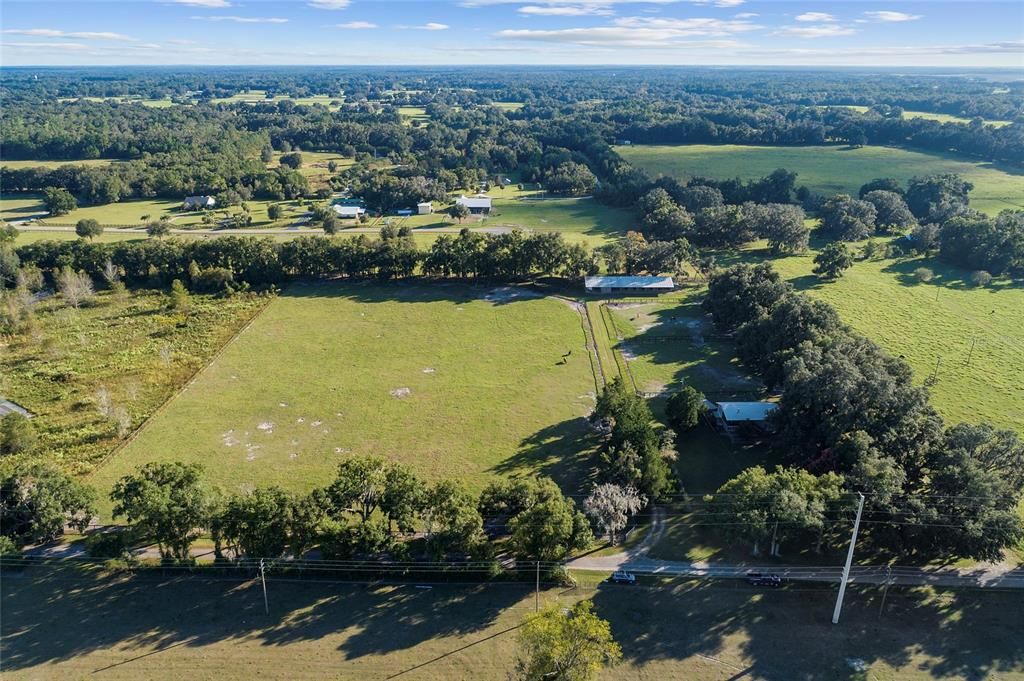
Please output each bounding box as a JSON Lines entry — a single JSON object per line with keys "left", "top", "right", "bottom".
{"left": 333, "top": 205, "right": 366, "bottom": 219}
{"left": 456, "top": 195, "right": 492, "bottom": 214}
{"left": 707, "top": 401, "right": 777, "bottom": 439}
{"left": 583, "top": 276, "right": 674, "bottom": 295}
{"left": 417, "top": 202, "right": 433, "bottom": 215}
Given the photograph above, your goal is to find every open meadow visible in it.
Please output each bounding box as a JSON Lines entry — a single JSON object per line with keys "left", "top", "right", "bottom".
{"left": 87, "top": 281, "right": 600, "bottom": 516}
{"left": 616, "top": 144, "right": 1024, "bottom": 215}
{"left": 0, "top": 290, "right": 267, "bottom": 475}
{"left": 2, "top": 565, "right": 1021, "bottom": 681}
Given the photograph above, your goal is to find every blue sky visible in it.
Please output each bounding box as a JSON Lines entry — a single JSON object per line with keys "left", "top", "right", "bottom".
{"left": 2, "top": 0, "right": 1022, "bottom": 67}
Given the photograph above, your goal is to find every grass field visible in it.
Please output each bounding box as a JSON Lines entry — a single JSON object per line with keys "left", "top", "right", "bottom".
{"left": 3, "top": 565, "right": 1021, "bottom": 680}
{"left": 267, "top": 151, "right": 353, "bottom": 189}
{"left": 819, "top": 105, "right": 1013, "bottom": 127}
{"left": 0, "top": 290, "right": 267, "bottom": 476}
{"left": 211, "top": 90, "right": 344, "bottom": 109}
{"left": 88, "top": 281, "right": 600, "bottom": 515}
{"left": 1, "top": 158, "right": 122, "bottom": 170}
{"left": 58, "top": 96, "right": 178, "bottom": 108}
{"left": 616, "top": 144, "right": 1024, "bottom": 215}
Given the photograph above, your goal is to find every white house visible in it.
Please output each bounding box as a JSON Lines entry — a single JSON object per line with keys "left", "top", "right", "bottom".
{"left": 182, "top": 195, "right": 216, "bottom": 211}
{"left": 333, "top": 205, "right": 366, "bottom": 219}
{"left": 417, "top": 201, "right": 433, "bottom": 215}
{"left": 456, "top": 195, "right": 492, "bottom": 214}
{"left": 584, "top": 276, "right": 674, "bottom": 295}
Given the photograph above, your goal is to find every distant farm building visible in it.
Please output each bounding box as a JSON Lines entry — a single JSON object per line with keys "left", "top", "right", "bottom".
{"left": 417, "top": 201, "right": 433, "bottom": 215}
{"left": 333, "top": 205, "right": 366, "bottom": 219}
{"left": 182, "top": 195, "right": 216, "bottom": 211}
{"left": 0, "top": 399, "right": 33, "bottom": 419}
{"left": 584, "top": 276, "right": 674, "bottom": 295}
{"left": 456, "top": 195, "right": 492, "bottom": 214}
{"left": 706, "top": 400, "right": 777, "bottom": 439}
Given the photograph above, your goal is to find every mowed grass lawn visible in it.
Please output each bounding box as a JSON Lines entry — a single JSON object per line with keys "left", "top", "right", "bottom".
{"left": 616, "top": 144, "right": 1024, "bottom": 215}
{"left": 3, "top": 566, "right": 1021, "bottom": 681}
{"left": 89, "top": 281, "right": 599, "bottom": 515}
{"left": 735, "top": 240, "right": 1024, "bottom": 433}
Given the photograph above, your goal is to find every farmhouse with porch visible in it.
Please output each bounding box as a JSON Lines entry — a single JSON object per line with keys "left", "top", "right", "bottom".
{"left": 706, "top": 400, "right": 777, "bottom": 440}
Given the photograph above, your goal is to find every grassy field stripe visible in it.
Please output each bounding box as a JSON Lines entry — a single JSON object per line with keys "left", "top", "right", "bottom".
{"left": 85, "top": 294, "right": 276, "bottom": 479}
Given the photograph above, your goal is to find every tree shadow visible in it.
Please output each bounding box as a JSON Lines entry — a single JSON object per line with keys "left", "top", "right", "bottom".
{"left": 281, "top": 278, "right": 555, "bottom": 307}
{"left": 881, "top": 256, "right": 1023, "bottom": 293}
{"left": 491, "top": 417, "right": 600, "bottom": 494}
{"left": 589, "top": 578, "right": 1024, "bottom": 680}
{"left": 0, "top": 564, "right": 526, "bottom": 672}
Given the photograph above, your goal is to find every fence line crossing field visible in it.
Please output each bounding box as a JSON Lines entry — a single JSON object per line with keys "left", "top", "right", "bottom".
{"left": 616, "top": 144, "right": 1024, "bottom": 215}
{"left": 87, "top": 281, "right": 599, "bottom": 516}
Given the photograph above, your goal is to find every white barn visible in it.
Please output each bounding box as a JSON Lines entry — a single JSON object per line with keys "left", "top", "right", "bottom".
{"left": 584, "top": 276, "right": 674, "bottom": 295}
{"left": 456, "top": 195, "right": 492, "bottom": 214}
{"left": 416, "top": 201, "right": 433, "bottom": 215}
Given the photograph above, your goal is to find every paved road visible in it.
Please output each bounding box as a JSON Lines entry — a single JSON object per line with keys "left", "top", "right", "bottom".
{"left": 567, "top": 508, "right": 1024, "bottom": 590}
{"left": 14, "top": 224, "right": 522, "bottom": 237}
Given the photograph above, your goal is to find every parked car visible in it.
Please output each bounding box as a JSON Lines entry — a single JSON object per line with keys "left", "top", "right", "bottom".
{"left": 610, "top": 571, "right": 636, "bottom": 585}
{"left": 746, "top": 572, "right": 782, "bottom": 587}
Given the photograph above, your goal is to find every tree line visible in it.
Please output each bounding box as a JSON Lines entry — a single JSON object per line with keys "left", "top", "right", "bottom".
{"left": 702, "top": 263, "right": 1024, "bottom": 561}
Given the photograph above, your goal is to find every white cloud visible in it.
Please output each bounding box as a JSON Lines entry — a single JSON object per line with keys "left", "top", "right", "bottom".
{"left": 3, "top": 41, "right": 90, "bottom": 51}
{"left": 777, "top": 24, "right": 856, "bottom": 38}
{"left": 499, "top": 17, "right": 759, "bottom": 46}
{"left": 418, "top": 23, "right": 450, "bottom": 30}
{"left": 171, "top": 0, "right": 231, "bottom": 6}
{"left": 795, "top": 12, "right": 836, "bottom": 22}
{"left": 309, "top": 0, "right": 351, "bottom": 8}
{"left": 863, "top": 11, "right": 922, "bottom": 22}
{"left": 3, "top": 29, "right": 137, "bottom": 41}
{"left": 734, "top": 12, "right": 758, "bottom": 18}
{"left": 167, "top": 39, "right": 197, "bottom": 45}
{"left": 518, "top": 5, "right": 614, "bottom": 15}
{"left": 337, "top": 21, "right": 377, "bottom": 29}
{"left": 191, "top": 15, "right": 289, "bottom": 23}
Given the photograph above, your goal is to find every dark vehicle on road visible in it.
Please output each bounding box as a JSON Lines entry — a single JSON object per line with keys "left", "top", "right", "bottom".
{"left": 746, "top": 572, "right": 783, "bottom": 587}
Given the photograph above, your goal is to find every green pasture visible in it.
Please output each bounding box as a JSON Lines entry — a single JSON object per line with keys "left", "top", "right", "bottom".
{"left": 211, "top": 90, "right": 344, "bottom": 109}
{"left": 492, "top": 101, "right": 526, "bottom": 111}
{"left": 730, "top": 238, "right": 1024, "bottom": 433}
{"left": 88, "top": 281, "right": 599, "bottom": 515}
{"left": 819, "top": 105, "right": 1012, "bottom": 127}
{"left": 1, "top": 158, "right": 122, "bottom": 170}
{"left": 616, "top": 144, "right": 1024, "bottom": 215}
{"left": 4, "top": 565, "right": 1021, "bottom": 681}
{"left": 58, "top": 96, "right": 178, "bottom": 108}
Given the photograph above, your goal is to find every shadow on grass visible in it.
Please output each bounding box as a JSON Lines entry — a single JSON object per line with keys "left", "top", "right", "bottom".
{"left": 492, "top": 416, "right": 600, "bottom": 494}
{"left": 881, "top": 256, "right": 1023, "bottom": 293}
{"left": 0, "top": 565, "right": 527, "bottom": 673}
{"left": 280, "top": 277, "right": 564, "bottom": 307}
{"left": 3, "top": 564, "right": 1022, "bottom": 679}
{"left": 589, "top": 578, "right": 1024, "bottom": 681}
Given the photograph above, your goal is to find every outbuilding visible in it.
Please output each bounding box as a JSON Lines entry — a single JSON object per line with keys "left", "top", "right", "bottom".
{"left": 0, "top": 399, "right": 33, "bottom": 419}
{"left": 182, "top": 195, "right": 216, "bottom": 211}
{"left": 706, "top": 401, "right": 777, "bottom": 439}
{"left": 417, "top": 201, "right": 433, "bottom": 215}
{"left": 456, "top": 195, "right": 492, "bottom": 214}
{"left": 333, "top": 205, "right": 366, "bottom": 219}
{"left": 583, "top": 276, "right": 674, "bottom": 295}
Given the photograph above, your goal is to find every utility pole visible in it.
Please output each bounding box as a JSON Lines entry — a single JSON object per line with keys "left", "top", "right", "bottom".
{"left": 832, "top": 492, "right": 865, "bottom": 625}
{"left": 930, "top": 357, "right": 942, "bottom": 384}
{"left": 259, "top": 558, "right": 269, "bottom": 615}
{"left": 535, "top": 561, "right": 540, "bottom": 612}
{"left": 966, "top": 337, "right": 977, "bottom": 366}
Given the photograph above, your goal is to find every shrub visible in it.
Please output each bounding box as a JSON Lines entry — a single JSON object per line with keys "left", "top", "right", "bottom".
{"left": 84, "top": 531, "right": 133, "bottom": 559}
{"left": 914, "top": 267, "right": 934, "bottom": 283}
{"left": 970, "top": 270, "right": 993, "bottom": 287}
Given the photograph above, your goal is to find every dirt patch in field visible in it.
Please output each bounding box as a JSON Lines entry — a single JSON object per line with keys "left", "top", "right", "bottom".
{"left": 482, "top": 286, "right": 542, "bottom": 303}
{"left": 390, "top": 387, "right": 411, "bottom": 398}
